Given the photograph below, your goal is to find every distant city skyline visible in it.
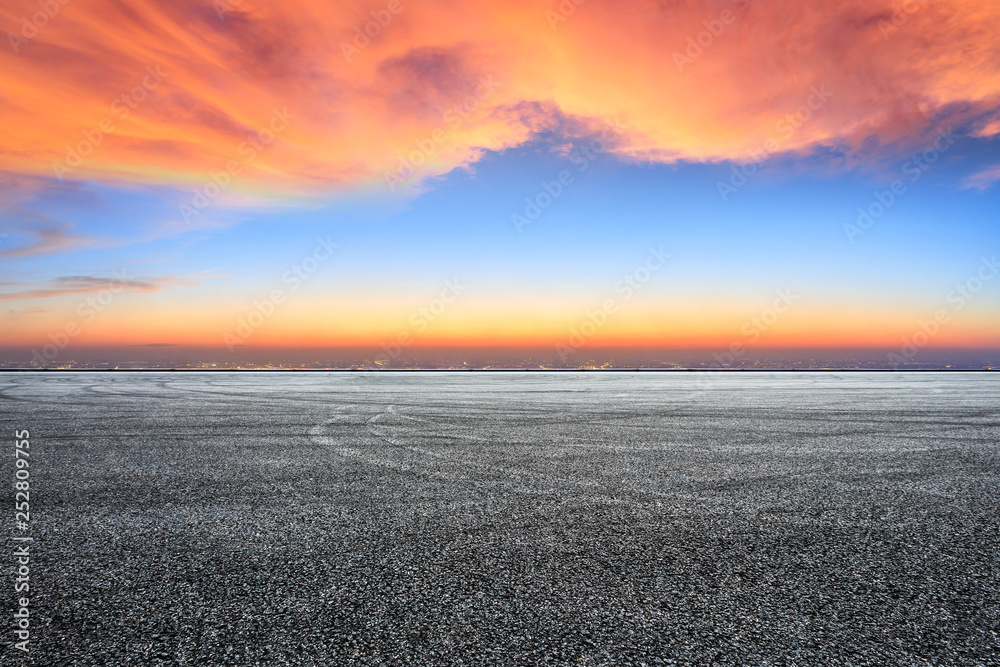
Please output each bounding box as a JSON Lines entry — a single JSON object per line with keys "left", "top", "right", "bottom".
{"left": 1, "top": 347, "right": 997, "bottom": 371}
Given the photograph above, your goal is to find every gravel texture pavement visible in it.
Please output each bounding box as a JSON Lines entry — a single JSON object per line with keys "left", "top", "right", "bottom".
{"left": 1, "top": 371, "right": 998, "bottom": 665}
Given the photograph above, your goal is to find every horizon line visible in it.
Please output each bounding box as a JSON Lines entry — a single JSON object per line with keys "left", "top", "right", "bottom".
{"left": 2, "top": 368, "right": 997, "bottom": 373}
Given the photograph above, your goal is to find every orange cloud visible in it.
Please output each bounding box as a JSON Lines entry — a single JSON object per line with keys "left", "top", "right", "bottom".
{"left": 1, "top": 0, "right": 998, "bottom": 197}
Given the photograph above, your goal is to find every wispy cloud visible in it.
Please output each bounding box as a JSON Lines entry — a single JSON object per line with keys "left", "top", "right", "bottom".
{"left": 0, "top": 273, "right": 206, "bottom": 302}
{"left": 962, "top": 164, "right": 1000, "bottom": 191}
{"left": 0, "top": 221, "right": 92, "bottom": 258}
{"left": 973, "top": 118, "right": 1000, "bottom": 138}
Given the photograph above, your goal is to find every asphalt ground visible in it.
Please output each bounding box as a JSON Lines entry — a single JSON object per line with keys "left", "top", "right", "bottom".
{"left": 1, "top": 371, "right": 997, "bottom": 665}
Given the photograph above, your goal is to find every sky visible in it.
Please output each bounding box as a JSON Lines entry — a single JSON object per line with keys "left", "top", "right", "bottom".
{"left": 1, "top": 0, "right": 998, "bottom": 367}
